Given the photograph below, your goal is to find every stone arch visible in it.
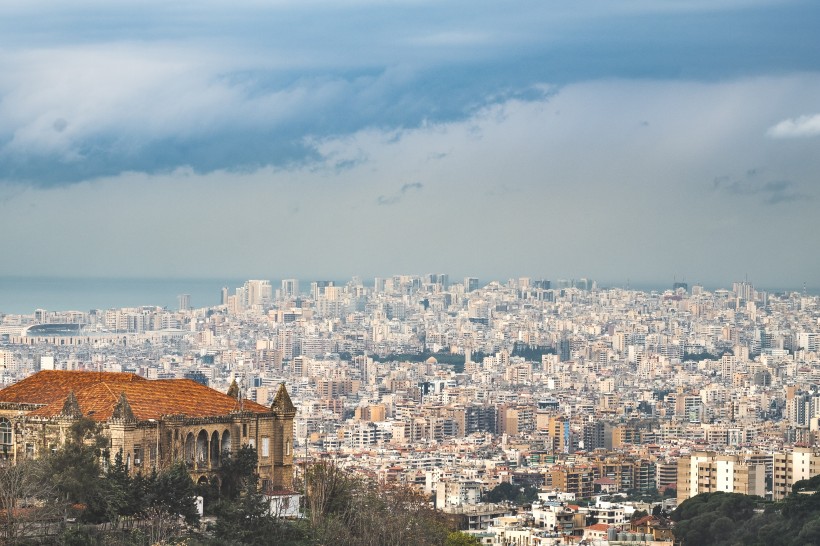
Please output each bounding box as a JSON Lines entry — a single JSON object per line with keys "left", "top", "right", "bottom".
{"left": 197, "top": 475, "right": 209, "bottom": 486}
{"left": 184, "top": 432, "right": 195, "bottom": 465}
{"left": 196, "top": 430, "right": 209, "bottom": 467}
{"left": 210, "top": 430, "right": 220, "bottom": 468}
{"left": 221, "top": 429, "right": 232, "bottom": 458}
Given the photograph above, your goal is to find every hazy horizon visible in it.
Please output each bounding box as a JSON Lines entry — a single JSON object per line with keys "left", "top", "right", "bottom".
{"left": 1, "top": 273, "right": 816, "bottom": 316}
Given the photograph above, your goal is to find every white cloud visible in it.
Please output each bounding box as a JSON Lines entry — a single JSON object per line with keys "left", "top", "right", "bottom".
{"left": 4, "top": 75, "right": 818, "bottom": 285}
{"left": 0, "top": 43, "right": 391, "bottom": 170}
{"left": 767, "top": 113, "right": 820, "bottom": 138}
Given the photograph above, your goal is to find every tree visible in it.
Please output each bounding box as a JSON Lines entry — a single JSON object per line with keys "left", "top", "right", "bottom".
{"left": 101, "top": 450, "right": 133, "bottom": 528}
{"left": 0, "top": 460, "right": 60, "bottom": 545}
{"left": 142, "top": 462, "right": 199, "bottom": 544}
{"left": 219, "top": 444, "right": 259, "bottom": 501}
{"left": 445, "top": 532, "right": 481, "bottom": 546}
{"left": 484, "top": 482, "right": 519, "bottom": 503}
{"left": 631, "top": 510, "right": 649, "bottom": 521}
{"left": 671, "top": 492, "right": 762, "bottom": 545}
{"left": 45, "top": 417, "right": 110, "bottom": 522}
{"left": 301, "top": 461, "right": 454, "bottom": 546}
{"left": 211, "top": 446, "right": 291, "bottom": 545}
{"left": 303, "top": 460, "right": 360, "bottom": 528}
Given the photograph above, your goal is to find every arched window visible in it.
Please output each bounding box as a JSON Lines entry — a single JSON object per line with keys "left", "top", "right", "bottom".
{"left": 0, "top": 418, "right": 11, "bottom": 458}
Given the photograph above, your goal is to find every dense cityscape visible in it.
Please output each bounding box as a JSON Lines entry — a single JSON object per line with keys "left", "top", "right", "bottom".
{"left": 2, "top": 275, "right": 819, "bottom": 544}
{"left": 2, "top": 1, "right": 819, "bottom": 542}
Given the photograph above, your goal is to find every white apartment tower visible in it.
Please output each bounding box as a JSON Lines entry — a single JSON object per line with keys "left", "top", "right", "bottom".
{"left": 281, "top": 279, "right": 300, "bottom": 299}
{"left": 677, "top": 451, "right": 765, "bottom": 503}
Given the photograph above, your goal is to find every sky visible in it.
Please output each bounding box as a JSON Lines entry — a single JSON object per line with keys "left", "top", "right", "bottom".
{"left": 1, "top": 0, "right": 819, "bottom": 290}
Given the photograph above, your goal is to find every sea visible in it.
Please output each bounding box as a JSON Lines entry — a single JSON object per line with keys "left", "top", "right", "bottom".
{"left": 0, "top": 276, "right": 815, "bottom": 316}
{"left": 0, "top": 276, "right": 246, "bottom": 315}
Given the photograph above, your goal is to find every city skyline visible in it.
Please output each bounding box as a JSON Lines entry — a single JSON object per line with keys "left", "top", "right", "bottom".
{"left": 1, "top": 1, "right": 819, "bottom": 286}
{"left": 0, "top": 274, "right": 816, "bottom": 316}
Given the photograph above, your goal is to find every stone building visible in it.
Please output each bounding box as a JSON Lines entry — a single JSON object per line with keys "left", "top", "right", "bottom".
{"left": 0, "top": 370, "right": 296, "bottom": 491}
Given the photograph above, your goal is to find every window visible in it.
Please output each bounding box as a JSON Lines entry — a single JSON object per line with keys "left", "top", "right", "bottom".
{"left": 25, "top": 443, "right": 34, "bottom": 458}
{"left": 133, "top": 445, "right": 142, "bottom": 466}
{"left": 248, "top": 438, "right": 255, "bottom": 449}
{"left": 0, "top": 418, "right": 11, "bottom": 458}
{"left": 243, "top": 424, "right": 248, "bottom": 437}
{"left": 261, "top": 437, "right": 270, "bottom": 457}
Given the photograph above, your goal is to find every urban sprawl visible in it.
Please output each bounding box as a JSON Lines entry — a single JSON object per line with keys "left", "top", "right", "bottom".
{"left": 2, "top": 276, "right": 819, "bottom": 545}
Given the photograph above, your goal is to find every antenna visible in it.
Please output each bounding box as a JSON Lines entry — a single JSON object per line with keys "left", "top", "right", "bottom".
{"left": 238, "top": 370, "right": 245, "bottom": 412}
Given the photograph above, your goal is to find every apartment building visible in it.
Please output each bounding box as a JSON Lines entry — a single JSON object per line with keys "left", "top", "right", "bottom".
{"left": 773, "top": 447, "right": 820, "bottom": 500}
{"left": 677, "top": 451, "right": 765, "bottom": 503}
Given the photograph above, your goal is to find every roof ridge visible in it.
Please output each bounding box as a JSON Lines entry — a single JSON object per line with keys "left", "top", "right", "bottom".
{"left": 101, "top": 381, "right": 118, "bottom": 402}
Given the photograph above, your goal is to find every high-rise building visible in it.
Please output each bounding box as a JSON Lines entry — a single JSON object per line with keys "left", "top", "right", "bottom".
{"left": 464, "top": 277, "right": 479, "bottom": 292}
{"left": 245, "top": 280, "right": 272, "bottom": 307}
{"left": 178, "top": 293, "right": 191, "bottom": 311}
{"left": 35, "top": 355, "right": 55, "bottom": 371}
{"left": 773, "top": 448, "right": 820, "bottom": 499}
{"left": 677, "top": 452, "right": 765, "bottom": 503}
{"left": 311, "top": 281, "right": 335, "bottom": 300}
{"left": 281, "top": 279, "right": 299, "bottom": 298}
{"left": 0, "top": 351, "right": 13, "bottom": 371}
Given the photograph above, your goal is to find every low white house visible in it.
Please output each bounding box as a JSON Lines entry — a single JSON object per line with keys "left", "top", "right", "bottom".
{"left": 266, "top": 490, "right": 301, "bottom": 519}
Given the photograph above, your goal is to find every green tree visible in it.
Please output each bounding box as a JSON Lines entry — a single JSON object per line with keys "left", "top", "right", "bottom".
{"left": 142, "top": 462, "right": 199, "bottom": 544}
{"left": 101, "top": 450, "right": 131, "bottom": 527}
{"left": 46, "top": 417, "right": 110, "bottom": 522}
{"left": 219, "top": 444, "right": 259, "bottom": 501}
{"left": 445, "top": 531, "right": 481, "bottom": 546}
{"left": 631, "top": 510, "right": 649, "bottom": 521}
{"left": 671, "top": 492, "right": 762, "bottom": 546}
{"left": 484, "top": 482, "right": 518, "bottom": 503}
{"left": 211, "top": 446, "right": 289, "bottom": 545}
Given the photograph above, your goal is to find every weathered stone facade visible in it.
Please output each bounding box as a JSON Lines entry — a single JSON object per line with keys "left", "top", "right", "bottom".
{"left": 0, "top": 371, "right": 295, "bottom": 491}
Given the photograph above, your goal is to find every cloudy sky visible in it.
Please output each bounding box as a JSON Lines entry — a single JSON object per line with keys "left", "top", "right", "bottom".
{"left": 1, "top": 0, "right": 819, "bottom": 289}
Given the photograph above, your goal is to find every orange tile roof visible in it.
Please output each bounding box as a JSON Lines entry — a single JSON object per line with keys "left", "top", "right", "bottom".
{"left": 1, "top": 371, "right": 270, "bottom": 421}
{"left": 0, "top": 370, "right": 144, "bottom": 405}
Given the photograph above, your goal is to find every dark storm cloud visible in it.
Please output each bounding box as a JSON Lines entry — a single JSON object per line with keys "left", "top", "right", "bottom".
{"left": 1, "top": 0, "right": 819, "bottom": 186}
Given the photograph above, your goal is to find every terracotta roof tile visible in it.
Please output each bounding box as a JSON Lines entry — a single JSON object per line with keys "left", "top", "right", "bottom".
{"left": 0, "top": 370, "right": 144, "bottom": 405}
{"left": 1, "top": 371, "right": 271, "bottom": 421}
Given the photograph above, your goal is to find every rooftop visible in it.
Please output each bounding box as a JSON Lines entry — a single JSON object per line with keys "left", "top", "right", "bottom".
{"left": 0, "top": 370, "right": 272, "bottom": 421}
